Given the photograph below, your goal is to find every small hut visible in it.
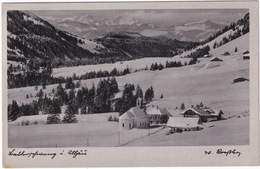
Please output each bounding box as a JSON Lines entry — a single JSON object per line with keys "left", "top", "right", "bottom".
{"left": 233, "top": 76, "right": 249, "bottom": 84}
{"left": 210, "top": 57, "right": 223, "bottom": 62}
{"left": 243, "top": 51, "right": 250, "bottom": 60}
{"left": 222, "top": 52, "right": 230, "bottom": 56}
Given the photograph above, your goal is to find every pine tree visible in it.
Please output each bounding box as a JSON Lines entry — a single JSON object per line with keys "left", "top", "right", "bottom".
{"left": 46, "top": 114, "right": 61, "bottom": 124}
{"left": 68, "top": 89, "right": 75, "bottom": 102}
{"left": 42, "top": 82, "right": 46, "bottom": 89}
{"left": 144, "top": 86, "right": 154, "bottom": 103}
{"left": 160, "top": 94, "right": 164, "bottom": 99}
{"left": 150, "top": 86, "right": 154, "bottom": 100}
{"left": 76, "top": 80, "right": 81, "bottom": 88}
{"left": 180, "top": 102, "right": 185, "bottom": 110}
{"left": 135, "top": 84, "right": 143, "bottom": 99}
{"left": 8, "top": 100, "right": 20, "bottom": 121}
{"left": 199, "top": 102, "right": 204, "bottom": 107}
{"left": 62, "top": 103, "right": 78, "bottom": 123}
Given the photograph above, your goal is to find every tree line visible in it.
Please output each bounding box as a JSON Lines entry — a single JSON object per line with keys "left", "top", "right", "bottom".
{"left": 8, "top": 76, "right": 157, "bottom": 122}
{"left": 8, "top": 77, "right": 119, "bottom": 121}
{"left": 9, "top": 57, "right": 199, "bottom": 89}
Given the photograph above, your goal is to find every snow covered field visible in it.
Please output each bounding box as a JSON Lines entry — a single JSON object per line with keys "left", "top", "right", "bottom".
{"left": 8, "top": 113, "right": 163, "bottom": 148}
{"left": 8, "top": 33, "right": 250, "bottom": 147}
{"left": 123, "top": 116, "right": 249, "bottom": 146}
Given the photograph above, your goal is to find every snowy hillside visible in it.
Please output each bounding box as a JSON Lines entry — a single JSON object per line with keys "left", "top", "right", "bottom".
{"left": 8, "top": 33, "right": 249, "bottom": 118}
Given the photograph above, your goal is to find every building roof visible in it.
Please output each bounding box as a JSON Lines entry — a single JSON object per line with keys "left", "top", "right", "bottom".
{"left": 222, "top": 52, "right": 230, "bottom": 56}
{"left": 129, "top": 106, "right": 147, "bottom": 119}
{"left": 182, "top": 107, "right": 211, "bottom": 116}
{"left": 243, "top": 51, "right": 249, "bottom": 54}
{"left": 210, "top": 57, "right": 223, "bottom": 62}
{"left": 167, "top": 117, "right": 202, "bottom": 128}
{"left": 147, "top": 107, "right": 172, "bottom": 116}
{"left": 119, "top": 111, "right": 135, "bottom": 120}
{"left": 120, "top": 106, "right": 148, "bottom": 120}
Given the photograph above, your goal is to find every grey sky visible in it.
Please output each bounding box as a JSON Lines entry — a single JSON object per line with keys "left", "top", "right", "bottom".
{"left": 33, "top": 9, "right": 248, "bottom": 27}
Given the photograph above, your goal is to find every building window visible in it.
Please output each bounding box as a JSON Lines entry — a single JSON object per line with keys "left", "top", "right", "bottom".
{"left": 122, "top": 123, "right": 124, "bottom": 127}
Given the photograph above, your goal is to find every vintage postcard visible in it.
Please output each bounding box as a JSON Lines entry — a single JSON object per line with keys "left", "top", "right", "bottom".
{"left": 2, "top": 1, "right": 259, "bottom": 167}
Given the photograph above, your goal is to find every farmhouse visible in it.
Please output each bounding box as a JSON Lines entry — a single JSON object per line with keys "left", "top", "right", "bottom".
{"left": 167, "top": 117, "right": 204, "bottom": 133}
{"left": 182, "top": 107, "right": 210, "bottom": 122}
{"left": 243, "top": 51, "right": 250, "bottom": 60}
{"left": 182, "top": 107, "right": 223, "bottom": 122}
{"left": 210, "top": 57, "right": 223, "bottom": 62}
{"left": 146, "top": 106, "right": 172, "bottom": 124}
{"left": 119, "top": 99, "right": 149, "bottom": 130}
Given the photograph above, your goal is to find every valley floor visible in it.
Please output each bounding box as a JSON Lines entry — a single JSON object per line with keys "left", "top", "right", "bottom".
{"left": 8, "top": 115, "right": 248, "bottom": 148}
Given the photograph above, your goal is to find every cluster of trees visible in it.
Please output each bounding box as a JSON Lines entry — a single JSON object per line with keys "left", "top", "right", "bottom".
{"left": 8, "top": 62, "right": 131, "bottom": 88}
{"left": 184, "top": 45, "right": 210, "bottom": 58}
{"left": 149, "top": 58, "right": 200, "bottom": 71}
{"left": 115, "top": 84, "right": 154, "bottom": 115}
{"left": 165, "top": 61, "right": 183, "bottom": 68}
{"left": 212, "top": 29, "right": 244, "bottom": 49}
{"left": 8, "top": 59, "right": 52, "bottom": 88}
{"left": 8, "top": 77, "right": 119, "bottom": 121}
{"left": 150, "top": 63, "right": 165, "bottom": 71}
{"left": 9, "top": 57, "right": 199, "bottom": 89}
{"left": 178, "top": 102, "right": 206, "bottom": 111}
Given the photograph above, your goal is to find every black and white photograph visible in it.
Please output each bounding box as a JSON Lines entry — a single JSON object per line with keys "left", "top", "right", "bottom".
{"left": 2, "top": 1, "right": 259, "bottom": 167}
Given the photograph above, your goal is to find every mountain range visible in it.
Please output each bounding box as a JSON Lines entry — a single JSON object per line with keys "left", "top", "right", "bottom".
{"left": 7, "top": 10, "right": 199, "bottom": 67}
{"left": 7, "top": 10, "right": 249, "bottom": 68}
{"left": 42, "top": 14, "right": 228, "bottom": 42}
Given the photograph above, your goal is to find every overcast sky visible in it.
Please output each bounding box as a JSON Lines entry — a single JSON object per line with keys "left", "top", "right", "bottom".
{"left": 33, "top": 9, "right": 248, "bottom": 27}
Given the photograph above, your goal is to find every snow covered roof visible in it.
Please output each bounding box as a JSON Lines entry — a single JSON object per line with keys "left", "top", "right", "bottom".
{"left": 120, "top": 106, "right": 147, "bottom": 120}
{"left": 129, "top": 107, "right": 148, "bottom": 119}
{"left": 147, "top": 107, "right": 172, "bottom": 116}
{"left": 210, "top": 57, "right": 223, "bottom": 62}
{"left": 182, "top": 107, "right": 211, "bottom": 116}
{"left": 167, "top": 117, "right": 202, "bottom": 128}
{"left": 119, "top": 111, "right": 135, "bottom": 120}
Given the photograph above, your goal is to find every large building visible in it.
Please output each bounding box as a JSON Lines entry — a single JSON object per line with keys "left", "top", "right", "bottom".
{"left": 119, "top": 98, "right": 150, "bottom": 130}
{"left": 182, "top": 107, "right": 224, "bottom": 122}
